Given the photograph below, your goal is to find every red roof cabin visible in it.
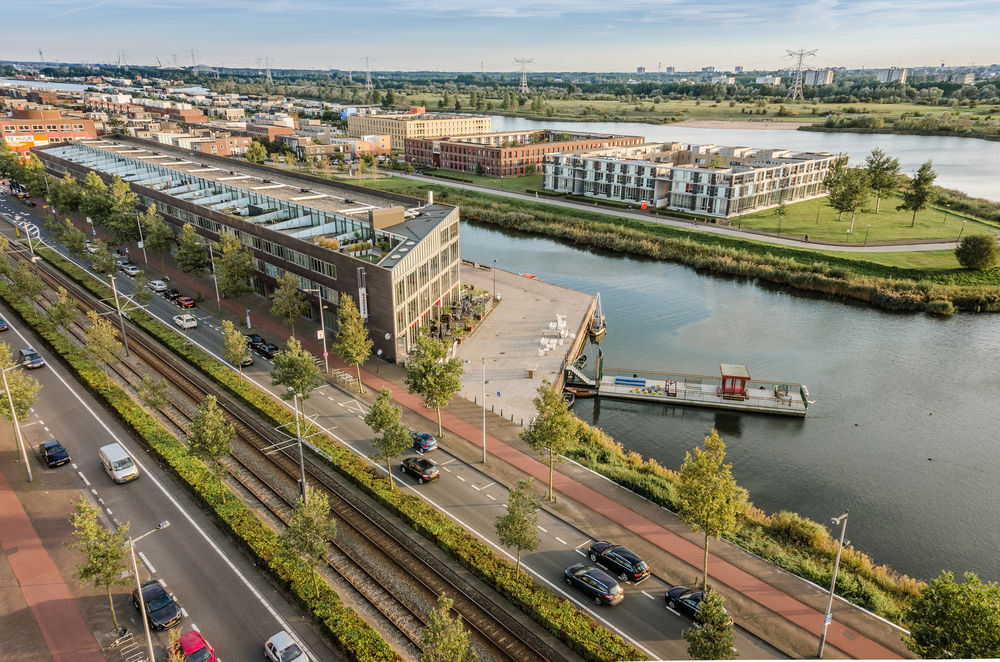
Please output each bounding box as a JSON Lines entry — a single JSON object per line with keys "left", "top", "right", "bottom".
{"left": 719, "top": 364, "right": 750, "bottom": 400}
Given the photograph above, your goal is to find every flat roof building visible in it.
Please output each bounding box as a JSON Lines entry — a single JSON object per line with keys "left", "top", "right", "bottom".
{"left": 35, "top": 138, "right": 462, "bottom": 361}
{"left": 1, "top": 108, "right": 97, "bottom": 155}
{"left": 543, "top": 142, "right": 836, "bottom": 219}
{"left": 347, "top": 111, "right": 491, "bottom": 151}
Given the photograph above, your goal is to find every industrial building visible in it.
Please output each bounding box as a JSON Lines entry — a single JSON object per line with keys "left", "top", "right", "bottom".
{"left": 543, "top": 142, "right": 836, "bottom": 218}
{"left": 347, "top": 108, "right": 491, "bottom": 150}
{"left": 34, "top": 138, "right": 461, "bottom": 361}
{"left": 1, "top": 108, "right": 97, "bottom": 154}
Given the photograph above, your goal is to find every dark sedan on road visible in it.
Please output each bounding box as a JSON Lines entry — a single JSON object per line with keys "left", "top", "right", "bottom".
{"left": 133, "top": 579, "right": 182, "bottom": 630}
{"left": 588, "top": 541, "right": 650, "bottom": 583}
{"left": 564, "top": 563, "right": 624, "bottom": 606}
{"left": 163, "top": 288, "right": 181, "bottom": 301}
{"left": 245, "top": 333, "right": 265, "bottom": 350}
{"left": 256, "top": 343, "right": 279, "bottom": 359}
{"left": 18, "top": 348, "right": 45, "bottom": 369}
{"left": 411, "top": 432, "right": 438, "bottom": 452}
{"left": 240, "top": 354, "right": 255, "bottom": 367}
{"left": 401, "top": 457, "right": 439, "bottom": 484}
{"left": 665, "top": 586, "right": 733, "bottom": 624}
{"left": 175, "top": 296, "right": 196, "bottom": 309}
{"left": 38, "top": 440, "right": 71, "bottom": 467}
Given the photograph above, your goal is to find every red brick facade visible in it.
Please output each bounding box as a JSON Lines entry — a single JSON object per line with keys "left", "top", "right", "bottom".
{"left": 0, "top": 109, "right": 97, "bottom": 155}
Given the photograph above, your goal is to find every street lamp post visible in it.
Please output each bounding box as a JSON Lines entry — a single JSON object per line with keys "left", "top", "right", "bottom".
{"left": 291, "top": 391, "right": 307, "bottom": 504}
{"left": 134, "top": 212, "right": 148, "bottom": 265}
{"left": 2, "top": 362, "right": 32, "bottom": 483}
{"left": 863, "top": 224, "right": 870, "bottom": 246}
{"left": 304, "top": 288, "right": 328, "bottom": 374}
{"left": 817, "top": 511, "right": 849, "bottom": 658}
{"left": 208, "top": 244, "right": 221, "bottom": 312}
{"left": 958, "top": 220, "right": 967, "bottom": 242}
{"left": 108, "top": 275, "right": 130, "bottom": 358}
{"left": 481, "top": 357, "right": 487, "bottom": 464}
{"left": 130, "top": 520, "right": 170, "bottom": 662}
{"left": 492, "top": 259, "right": 497, "bottom": 301}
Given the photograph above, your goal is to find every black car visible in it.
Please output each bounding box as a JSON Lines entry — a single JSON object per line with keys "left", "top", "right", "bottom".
{"left": 133, "top": 579, "right": 182, "bottom": 630}
{"left": 400, "top": 457, "right": 440, "bottom": 484}
{"left": 38, "top": 440, "right": 71, "bottom": 468}
{"left": 564, "top": 564, "right": 624, "bottom": 606}
{"left": 665, "top": 586, "right": 733, "bottom": 624}
{"left": 163, "top": 288, "right": 181, "bottom": 301}
{"left": 256, "top": 342, "right": 279, "bottom": 359}
{"left": 588, "top": 542, "right": 650, "bottom": 583}
{"left": 245, "top": 333, "right": 265, "bottom": 351}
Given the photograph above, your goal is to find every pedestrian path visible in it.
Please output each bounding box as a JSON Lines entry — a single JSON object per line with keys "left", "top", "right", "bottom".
{"left": 0, "top": 466, "right": 105, "bottom": 662}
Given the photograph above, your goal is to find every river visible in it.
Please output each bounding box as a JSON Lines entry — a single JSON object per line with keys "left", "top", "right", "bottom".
{"left": 490, "top": 115, "right": 1000, "bottom": 202}
{"left": 460, "top": 220, "right": 1000, "bottom": 583}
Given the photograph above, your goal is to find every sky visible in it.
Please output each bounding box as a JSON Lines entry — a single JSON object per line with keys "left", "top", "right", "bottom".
{"left": 5, "top": 0, "right": 998, "bottom": 73}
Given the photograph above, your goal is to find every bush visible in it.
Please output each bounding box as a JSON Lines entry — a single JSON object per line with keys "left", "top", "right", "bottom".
{"left": 954, "top": 234, "right": 1000, "bottom": 270}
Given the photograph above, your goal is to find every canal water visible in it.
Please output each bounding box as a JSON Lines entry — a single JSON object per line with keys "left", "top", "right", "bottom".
{"left": 490, "top": 115, "right": 1000, "bottom": 202}
{"left": 460, "top": 220, "right": 1000, "bottom": 583}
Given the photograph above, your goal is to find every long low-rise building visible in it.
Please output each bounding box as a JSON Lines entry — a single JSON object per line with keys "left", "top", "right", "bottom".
{"left": 347, "top": 108, "right": 491, "bottom": 150}
{"left": 405, "top": 130, "right": 644, "bottom": 177}
{"left": 34, "top": 138, "right": 461, "bottom": 362}
{"left": 543, "top": 142, "right": 836, "bottom": 218}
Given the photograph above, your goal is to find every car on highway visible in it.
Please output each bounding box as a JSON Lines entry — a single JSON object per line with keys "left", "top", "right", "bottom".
{"left": 256, "top": 342, "right": 279, "bottom": 359}
{"left": 411, "top": 432, "right": 438, "bottom": 453}
{"left": 173, "top": 314, "right": 198, "bottom": 330}
{"left": 177, "top": 629, "right": 217, "bottom": 662}
{"left": 148, "top": 279, "right": 168, "bottom": 293}
{"left": 264, "top": 630, "right": 308, "bottom": 662}
{"left": 122, "top": 264, "right": 142, "bottom": 278}
{"left": 163, "top": 288, "right": 181, "bottom": 301}
{"left": 0, "top": 317, "right": 7, "bottom": 331}
{"left": 588, "top": 542, "right": 650, "bottom": 583}
{"left": 85, "top": 241, "right": 96, "bottom": 255}
{"left": 99, "top": 442, "right": 140, "bottom": 483}
{"left": 133, "top": 579, "right": 182, "bottom": 630}
{"left": 400, "top": 457, "right": 439, "bottom": 484}
{"left": 116, "top": 258, "right": 133, "bottom": 271}
{"left": 564, "top": 563, "right": 624, "bottom": 606}
{"left": 175, "top": 296, "right": 196, "bottom": 309}
{"left": 665, "top": 586, "right": 733, "bottom": 624}
{"left": 240, "top": 353, "right": 254, "bottom": 367}
{"left": 38, "top": 440, "right": 71, "bottom": 468}
{"left": 18, "top": 348, "right": 45, "bottom": 369}
{"left": 245, "top": 333, "right": 265, "bottom": 351}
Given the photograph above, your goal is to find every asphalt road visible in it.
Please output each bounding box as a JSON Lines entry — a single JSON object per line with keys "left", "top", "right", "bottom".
{"left": 0, "top": 203, "right": 342, "bottom": 662}
{"left": 1, "top": 193, "right": 785, "bottom": 659}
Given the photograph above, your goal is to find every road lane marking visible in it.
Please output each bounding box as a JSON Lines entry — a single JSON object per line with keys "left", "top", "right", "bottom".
{"left": 537, "top": 525, "right": 547, "bottom": 533}
{"left": 78, "top": 471, "right": 90, "bottom": 486}
{"left": 139, "top": 552, "right": 156, "bottom": 575}
{"left": 441, "top": 459, "right": 457, "bottom": 465}
{"left": 105, "top": 508, "right": 113, "bottom": 516}
{"left": 555, "top": 536, "right": 566, "bottom": 545}
{"left": 180, "top": 607, "right": 188, "bottom": 618}
{"left": 575, "top": 539, "right": 592, "bottom": 550}
{"left": 486, "top": 494, "right": 496, "bottom": 501}
{"left": 575, "top": 549, "right": 587, "bottom": 557}
{"left": 90, "top": 488, "right": 98, "bottom": 495}
{"left": 642, "top": 591, "right": 656, "bottom": 600}
{"left": 456, "top": 475, "right": 466, "bottom": 482}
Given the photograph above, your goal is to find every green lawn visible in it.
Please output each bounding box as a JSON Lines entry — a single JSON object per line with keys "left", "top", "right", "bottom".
{"left": 408, "top": 169, "right": 543, "bottom": 193}
{"left": 811, "top": 249, "right": 963, "bottom": 270}
{"left": 737, "top": 193, "right": 997, "bottom": 243}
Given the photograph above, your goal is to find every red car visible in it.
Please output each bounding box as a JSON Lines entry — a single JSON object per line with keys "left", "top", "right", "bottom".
{"left": 175, "top": 296, "right": 196, "bottom": 309}
{"left": 177, "top": 629, "right": 217, "bottom": 662}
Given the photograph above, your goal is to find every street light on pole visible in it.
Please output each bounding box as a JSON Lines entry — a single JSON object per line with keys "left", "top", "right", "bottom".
{"left": 492, "top": 259, "right": 497, "bottom": 302}
{"left": 958, "top": 220, "right": 967, "bottom": 242}
{"left": 208, "top": 243, "right": 221, "bottom": 312}
{"left": 481, "top": 357, "right": 487, "bottom": 463}
{"left": 289, "top": 390, "right": 307, "bottom": 504}
{"left": 863, "top": 224, "right": 870, "bottom": 246}
{"left": 134, "top": 212, "right": 148, "bottom": 265}
{"left": 303, "top": 288, "right": 328, "bottom": 374}
{"left": 108, "top": 275, "right": 130, "bottom": 358}
{"left": 817, "top": 511, "right": 849, "bottom": 659}
{"left": 130, "top": 520, "right": 170, "bottom": 662}
{"left": 2, "top": 361, "right": 32, "bottom": 483}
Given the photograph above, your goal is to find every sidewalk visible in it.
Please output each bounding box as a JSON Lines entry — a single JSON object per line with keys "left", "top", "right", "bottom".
{"left": 0, "top": 455, "right": 104, "bottom": 662}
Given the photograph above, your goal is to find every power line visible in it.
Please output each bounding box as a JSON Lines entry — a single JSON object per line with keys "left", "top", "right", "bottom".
{"left": 786, "top": 48, "right": 817, "bottom": 101}
{"left": 513, "top": 57, "right": 533, "bottom": 94}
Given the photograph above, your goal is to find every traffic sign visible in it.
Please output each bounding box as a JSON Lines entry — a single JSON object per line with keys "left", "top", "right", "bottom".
{"left": 323, "top": 351, "right": 329, "bottom": 358}
{"left": 824, "top": 613, "right": 832, "bottom": 625}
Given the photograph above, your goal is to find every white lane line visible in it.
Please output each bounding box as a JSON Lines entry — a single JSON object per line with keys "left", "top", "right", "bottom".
{"left": 456, "top": 475, "right": 466, "bottom": 482}
{"left": 575, "top": 539, "right": 593, "bottom": 550}
{"left": 537, "top": 525, "right": 547, "bottom": 533}
{"left": 642, "top": 591, "right": 656, "bottom": 600}
{"left": 139, "top": 552, "right": 156, "bottom": 575}
{"left": 471, "top": 483, "right": 481, "bottom": 491}
{"left": 486, "top": 494, "right": 496, "bottom": 501}
{"left": 105, "top": 508, "right": 113, "bottom": 516}
{"left": 98, "top": 498, "right": 105, "bottom": 505}
{"left": 43, "top": 426, "right": 50, "bottom": 432}
{"left": 666, "top": 605, "right": 682, "bottom": 616}
{"left": 71, "top": 462, "right": 78, "bottom": 469}
{"left": 3, "top": 322, "right": 316, "bottom": 662}
{"left": 479, "top": 481, "right": 495, "bottom": 490}
{"left": 90, "top": 488, "right": 98, "bottom": 495}
{"left": 191, "top": 622, "right": 199, "bottom": 632}
{"left": 441, "top": 459, "right": 457, "bottom": 465}
{"left": 442, "top": 467, "right": 452, "bottom": 473}
{"left": 555, "top": 536, "right": 567, "bottom": 545}
{"left": 575, "top": 549, "right": 587, "bottom": 557}
{"left": 181, "top": 608, "right": 189, "bottom": 618}
{"left": 327, "top": 396, "right": 335, "bottom": 401}
{"left": 78, "top": 471, "right": 90, "bottom": 486}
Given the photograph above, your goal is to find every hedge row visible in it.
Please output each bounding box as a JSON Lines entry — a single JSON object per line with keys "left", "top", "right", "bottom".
{"left": 36, "top": 247, "right": 645, "bottom": 662}
{"left": 0, "top": 276, "right": 401, "bottom": 662}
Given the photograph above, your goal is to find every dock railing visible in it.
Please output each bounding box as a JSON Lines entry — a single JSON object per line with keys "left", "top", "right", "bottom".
{"left": 602, "top": 367, "right": 808, "bottom": 411}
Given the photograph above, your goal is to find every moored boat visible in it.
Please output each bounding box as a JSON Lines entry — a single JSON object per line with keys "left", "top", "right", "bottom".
{"left": 588, "top": 292, "right": 606, "bottom": 341}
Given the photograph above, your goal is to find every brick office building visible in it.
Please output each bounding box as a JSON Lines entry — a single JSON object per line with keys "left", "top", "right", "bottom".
{"left": 405, "top": 130, "right": 643, "bottom": 177}
{"left": 0, "top": 108, "right": 97, "bottom": 155}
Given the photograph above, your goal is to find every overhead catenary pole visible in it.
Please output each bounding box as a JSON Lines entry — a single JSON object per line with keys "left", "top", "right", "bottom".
{"left": 818, "top": 511, "right": 849, "bottom": 658}
{"left": 482, "top": 357, "right": 487, "bottom": 463}
{"left": 2, "top": 365, "right": 32, "bottom": 483}
{"left": 108, "top": 275, "right": 130, "bottom": 358}
{"left": 134, "top": 212, "right": 148, "bottom": 265}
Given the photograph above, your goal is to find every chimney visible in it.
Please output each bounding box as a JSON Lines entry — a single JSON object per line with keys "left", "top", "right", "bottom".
{"left": 426, "top": 191, "right": 433, "bottom": 206}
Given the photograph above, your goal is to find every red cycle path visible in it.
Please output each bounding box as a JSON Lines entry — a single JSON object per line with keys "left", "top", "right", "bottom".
{"left": 0, "top": 469, "right": 104, "bottom": 662}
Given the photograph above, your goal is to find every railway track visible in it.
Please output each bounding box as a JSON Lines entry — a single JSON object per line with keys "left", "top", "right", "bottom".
{"left": 8, "top": 246, "right": 561, "bottom": 662}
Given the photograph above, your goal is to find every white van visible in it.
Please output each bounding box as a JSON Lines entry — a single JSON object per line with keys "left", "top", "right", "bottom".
{"left": 99, "top": 443, "right": 140, "bottom": 483}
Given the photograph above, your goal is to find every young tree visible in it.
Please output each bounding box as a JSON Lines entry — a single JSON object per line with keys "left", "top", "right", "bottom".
{"left": 864, "top": 148, "right": 900, "bottom": 213}
{"left": 140, "top": 204, "right": 174, "bottom": 271}
{"left": 11, "top": 261, "right": 46, "bottom": 304}
{"left": 822, "top": 155, "right": 849, "bottom": 221}
{"left": 187, "top": 396, "right": 235, "bottom": 503}
{"left": 494, "top": 478, "right": 540, "bottom": 575}
{"left": 79, "top": 171, "right": 111, "bottom": 223}
{"left": 955, "top": 233, "right": 1000, "bottom": 270}
{"left": 104, "top": 176, "right": 140, "bottom": 243}
{"left": 839, "top": 168, "right": 872, "bottom": 234}
{"left": 271, "top": 337, "right": 324, "bottom": 401}
{"left": 904, "top": 571, "right": 1000, "bottom": 659}
{"left": 90, "top": 238, "right": 120, "bottom": 276}
{"left": 281, "top": 486, "right": 336, "bottom": 597}
{"left": 84, "top": 309, "right": 123, "bottom": 386}
{"left": 520, "top": 379, "right": 576, "bottom": 502}
{"left": 403, "top": 334, "right": 464, "bottom": 438}
{"left": 221, "top": 319, "right": 249, "bottom": 379}
{"left": 898, "top": 161, "right": 938, "bottom": 227}
{"left": 46, "top": 287, "right": 80, "bottom": 331}
{"left": 215, "top": 231, "right": 255, "bottom": 298}
{"left": 67, "top": 498, "right": 131, "bottom": 630}
{"left": 62, "top": 218, "right": 89, "bottom": 262}
{"left": 420, "top": 593, "right": 479, "bottom": 662}
{"left": 333, "top": 294, "right": 373, "bottom": 393}
{"left": 270, "top": 271, "right": 309, "bottom": 337}
{"left": 0, "top": 342, "right": 42, "bottom": 438}
{"left": 244, "top": 140, "right": 267, "bottom": 164}
{"left": 363, "top": 387, "right": 411, "bottom": 489}
{"left": 132, "top": 271, "right": 154, "bottom": 307}
{"left": 678, "top": 430, "right": 747, "bottom": 590}
{"left": 682, "top": 589, "right": 738, "bottom": 660}
{"left": 175, "top": 223, "right": 210, "bottom": 276}
{"left": 136, "top": 374, "right": 170, "bottom": 411}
